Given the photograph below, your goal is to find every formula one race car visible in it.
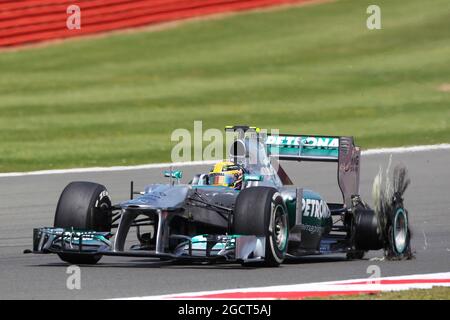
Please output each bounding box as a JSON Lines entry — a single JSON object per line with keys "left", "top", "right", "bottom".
{"left": 31, "top": 126, "right": 412, "bottom": 267}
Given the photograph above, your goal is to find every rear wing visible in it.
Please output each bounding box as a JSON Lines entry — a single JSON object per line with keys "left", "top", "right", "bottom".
{"left": 224, "top": 126, "right": 361, "bottom": 207}
{"left": 266, "top": 135, "right": 339, "bottom": 161}
{"left": 266, "top": 134, "right": 361, "bottom": 208}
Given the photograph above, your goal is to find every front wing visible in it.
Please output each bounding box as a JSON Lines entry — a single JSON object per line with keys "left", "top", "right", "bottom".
{"left": 32, "top": 227, "right": 267, "bottom": 263}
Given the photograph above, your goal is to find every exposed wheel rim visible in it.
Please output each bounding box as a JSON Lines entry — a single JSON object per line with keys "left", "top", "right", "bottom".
{"left": 393, "top": 208, "right": 408, "bottom": 254}
{"left": 273, "top": 204, "right": 288, "bottom": 251}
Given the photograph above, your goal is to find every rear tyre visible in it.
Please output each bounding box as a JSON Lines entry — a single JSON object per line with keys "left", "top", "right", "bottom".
{"left": 233, "top": 187, "right": 288, "bottom": 267}
{"left": 353, "top": 208, "right": 382, "bottom": 251}
{"left": 54, "top": 181, "right": 112, "bottom": 265}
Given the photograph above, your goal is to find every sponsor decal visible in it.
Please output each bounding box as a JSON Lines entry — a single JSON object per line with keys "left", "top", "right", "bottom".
{"left": 320, "top": 242, "right": 331, "bottom": 252}
{"left": 99, "top": 190, "right": 111, "bottom": 201}
{"left": 95, "top": 190, "right": 111, "bottom": 207}
{"left": 302, "top": 198, "right": 331, "bottom": 219}
{"left": 302, "top": 137, "right": 339, "bottom": 149}
{"left": 266, "top": 136, "right": 339, "bottom": 149}
{"left": 300, "top": 224, "right": 323, "bottom": 235}
{"left": 266, "top": 136, "right": 300, "bottom": 146}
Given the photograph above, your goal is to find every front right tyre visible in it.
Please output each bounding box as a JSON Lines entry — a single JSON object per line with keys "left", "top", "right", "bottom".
{"left": 233, "top": 187, "right": 289, "bottom": 267}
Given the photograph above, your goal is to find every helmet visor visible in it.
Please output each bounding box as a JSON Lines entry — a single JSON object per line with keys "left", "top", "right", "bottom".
{"left": 209, "top": 173, "right": 236, "bottom": 186}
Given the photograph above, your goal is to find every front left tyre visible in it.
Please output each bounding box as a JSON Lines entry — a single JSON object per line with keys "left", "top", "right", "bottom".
{"left": 54, "top": 181, "right": 112, "bottom": 264}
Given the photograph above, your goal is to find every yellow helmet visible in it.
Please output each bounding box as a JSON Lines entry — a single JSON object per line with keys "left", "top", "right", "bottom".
{"left": 209, "top": 161, "right": 244, "bottom": 189}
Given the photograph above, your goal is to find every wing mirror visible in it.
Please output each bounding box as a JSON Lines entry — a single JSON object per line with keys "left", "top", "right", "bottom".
{"left": 164, "top": 170, "right": 183, "bottom": 184}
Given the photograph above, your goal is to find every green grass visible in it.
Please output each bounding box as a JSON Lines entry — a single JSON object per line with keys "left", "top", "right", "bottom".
{"left": 0, "top": 0, "right": 449, "bottom": 172}
{"left": 308, "top": 287, "right": 450, "bottom": 300}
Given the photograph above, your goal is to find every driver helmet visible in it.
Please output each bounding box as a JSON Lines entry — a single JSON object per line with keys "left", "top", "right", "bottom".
{"left": 208, "top": 161, "right": 244, "bottom": 190}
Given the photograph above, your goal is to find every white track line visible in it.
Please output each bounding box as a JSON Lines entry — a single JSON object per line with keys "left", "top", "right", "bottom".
{"left": 116, "top": 272, "right": 450, "bottom": 300}
{"left": 0, "top": 160, "right": 217, "bottom": 178}
{"left": 362, "top": 143, "right": 450, "bottom": 155}
{"left": 1, "top": 143, "right": 449, "bottom": 178}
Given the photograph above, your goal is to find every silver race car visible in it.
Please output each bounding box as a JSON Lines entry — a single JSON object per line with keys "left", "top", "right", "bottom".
{"left": 31, "top": 126, "right": 412, "bottom": 267}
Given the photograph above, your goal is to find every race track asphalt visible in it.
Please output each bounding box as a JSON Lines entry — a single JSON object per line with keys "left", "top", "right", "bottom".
{"left": 0, "top": 149, "right": 449, "bottom": 299}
